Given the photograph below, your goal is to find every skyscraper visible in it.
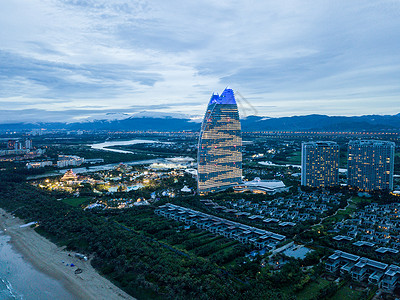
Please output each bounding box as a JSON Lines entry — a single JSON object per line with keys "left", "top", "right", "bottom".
{"left": 25, "top": 139, "right": 33, "bottom": 150}
{"left": 347, "top": 140, "right": 395, "bottom": 191}
{"left": 197, "top": 88, "right": 242, "bottom": 193}
{"left": 14, "top": 141, "right": 22, "bottom": 150}
{"left": 301, "top": 141, "right": 339, "bottom": 188}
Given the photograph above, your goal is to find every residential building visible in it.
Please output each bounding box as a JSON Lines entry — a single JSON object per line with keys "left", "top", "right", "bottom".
{"left": 347, "top": 140, "right": 395, "bottom": 191}
{"left": 380, "top": 265, "right": 400, "bottom": 291}
{"left": 14, "top": 141, "right": 22, "bottom": 150}
{"left": 326, "top": 250, "right": 400, "bottom": 288}
{"left": 197, "top": 88, "right": 242, "bottom": 193}
{"left": 301, "top": 141, "right": 339, "bottom": 188}
{"left": 25, "top": 139, "right": 33, "bottom": 150}
{"left": 57, "top": 155, "right": 85, "bottom": 168}
{"left": 26, "top": 161, "right": 53, "bottom": 169}
{"left": 155, "top": 203, "right": 285, "bottom": 249}
{"left": 325, "top": 250, "right": 360, "bottom": 273}
{"left": 351, "top": 258, "right": 388, "bottom": 283}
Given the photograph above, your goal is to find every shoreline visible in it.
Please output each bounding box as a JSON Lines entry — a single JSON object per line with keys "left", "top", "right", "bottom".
{"left": 0, "top": 208, "right": 134, "bottom": 300}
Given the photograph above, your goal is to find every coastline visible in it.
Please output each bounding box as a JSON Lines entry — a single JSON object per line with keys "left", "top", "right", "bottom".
{"left": 0, "top": 208, "right": 134, "bottom": 300}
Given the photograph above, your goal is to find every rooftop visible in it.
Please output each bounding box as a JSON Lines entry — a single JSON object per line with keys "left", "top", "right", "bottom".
{"left": 354, "top": 257, "right": 388, "bottom": 270}
{"left": 328, "top": 250, "right": 360, "bottom": 262}
{"left": 208, "top": 88, "right": 236, "bottom": 105}
{"left": 244, "top": 178, "right": 286, "bottom": 189}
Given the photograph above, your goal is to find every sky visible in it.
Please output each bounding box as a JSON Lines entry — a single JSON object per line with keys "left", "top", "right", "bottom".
{"left": 1, "top": 0, "right": 400, "bottom": 123}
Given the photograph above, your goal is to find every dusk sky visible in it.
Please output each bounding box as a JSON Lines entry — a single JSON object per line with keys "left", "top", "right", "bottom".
{"left": 1, "top": 0, "right": 400, "bottom": 123}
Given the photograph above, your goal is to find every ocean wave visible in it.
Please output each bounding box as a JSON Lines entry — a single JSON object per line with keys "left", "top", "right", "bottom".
{"left": 0, "top": 277, "right": 23, "bottom": 299}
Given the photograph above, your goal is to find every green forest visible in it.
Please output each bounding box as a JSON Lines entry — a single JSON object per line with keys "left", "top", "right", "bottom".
{"left": 0, "top": 175, "right": 330, "bottom": 299}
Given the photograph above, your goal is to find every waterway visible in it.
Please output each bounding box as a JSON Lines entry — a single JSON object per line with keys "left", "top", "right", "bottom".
{"left": 27, "top": 139, "right": 174, "bottom": 180}
{"left": 26, "top": 159, "right": 163, "bottom": 180}
{"left": 90, "top": 139, "right": 164, "bottom": 154}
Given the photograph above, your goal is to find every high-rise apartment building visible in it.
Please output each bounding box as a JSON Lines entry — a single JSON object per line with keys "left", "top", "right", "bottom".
{"left": 25, "top": 139, "right": 32, "bottom": 150}
{"left": 197, "top": 88, "right": 242, "bottom": 193}
{"left": 301, "top": 141, "right": 339, "bottom": 188}
{"left": 347, "top": 140, "right": 395, "bottom": 191}
{"left": 14, "top": 141, "right": 22, "bottom": 150}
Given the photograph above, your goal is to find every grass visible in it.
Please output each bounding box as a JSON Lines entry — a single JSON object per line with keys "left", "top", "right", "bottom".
{"left": 322, "top": 196, "right": 364, "bottom": 225}
{"left": 330, "top": 284, "right": 364, "bottom": 300}
{"left": 272, "top": 151, "right": 302, "bottom": 165}
{"left": 286, "top": 151, "right": 302, "bottom": 164}
{"left": 351, "top": 196, "right": 372, "bottom": 205}
{"left": 204, "top": 240, "right": 239, "bottom": 257}
{"left": 294, "top": 278, "right": 331, "bottom": 300}
{"left": 189, "top": 231, "right": 210, "bottom": 239}
{"left": 62, "top": 197, "right": 91, "bottom": 207}
{"left": 188, "top": 235, "right": 225, "bottom": 253}
{"left": 323, "top": 205, "right": 355, "bottom": 224}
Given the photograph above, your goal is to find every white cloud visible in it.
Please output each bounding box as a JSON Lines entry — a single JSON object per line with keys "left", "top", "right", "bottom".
{"left": 0, "top": 0, "right": 400, "bottom": 122}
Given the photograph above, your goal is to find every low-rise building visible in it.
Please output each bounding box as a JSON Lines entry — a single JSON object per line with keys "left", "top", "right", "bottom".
{"left": 26, "top": 161, "right": 53, "bottom": 169}
{"left": 155, "top": 203, "right": 286, "bottom": 249}
{"left": 234, "top": 178, "right": 289, "bottom": 194}
{"left": 380, "top": 265, "right": 400, "bottom": 291}
{"left": 325, "top": 250, "right": 360, "bottom": 273}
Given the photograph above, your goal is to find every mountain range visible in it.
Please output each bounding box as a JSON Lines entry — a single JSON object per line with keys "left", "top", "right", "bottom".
{"left": 1, "top": 112, "right": 400, "bottom": 132}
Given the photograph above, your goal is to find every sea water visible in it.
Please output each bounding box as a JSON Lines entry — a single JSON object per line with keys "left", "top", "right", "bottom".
{"left": 0, "top": 232, "right": 76, "bottom": 300}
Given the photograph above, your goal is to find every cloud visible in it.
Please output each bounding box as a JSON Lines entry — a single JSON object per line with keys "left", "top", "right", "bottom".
{"left": 0, "top": 0, "right": 400, "bottom": 123}
{"left": 0, "top": 101, "right": 204, "bottom": 123}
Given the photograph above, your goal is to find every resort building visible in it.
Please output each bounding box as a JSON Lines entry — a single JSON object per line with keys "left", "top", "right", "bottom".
{"left": 155, "top": 203, "right": 286, "bottom": 249}
{"left": 25, "top": 139, "right": 33, "bottom": 150}
{"left": 61, "top": 169, "right": 78, "bottom": 181}
{"left": 380, "top": 265, "right": 400, "bottom": 291}
{"left": 57, "top": 155, "right": 85, "bottom": 168}
{"left": 26, "top": 160, "right": 53, "bottom": 169}
{"left": 326, "top": 250, "right": 400, "bottom": 289}
{"left": 234, "top": 177, "right": 289, "bottom": 194}
{"left": 347, "top": 140, "right": 395, "bottom": 191}
{"left": 301, "top": 141, "right": 339, "bottom": 188}
{"left": 197, "top": 88, "right": 242, "bottom": 193}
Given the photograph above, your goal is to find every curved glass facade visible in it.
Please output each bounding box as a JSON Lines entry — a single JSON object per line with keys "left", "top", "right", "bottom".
{"left": 197, "top": 88, "right": 242, "bottom": 193}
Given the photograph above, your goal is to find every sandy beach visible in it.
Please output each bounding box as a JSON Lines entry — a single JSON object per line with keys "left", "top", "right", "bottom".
{"left": 0, "top": 208, "right": 134, "bottom": 300}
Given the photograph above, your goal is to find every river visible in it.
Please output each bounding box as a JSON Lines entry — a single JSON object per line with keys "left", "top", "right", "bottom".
{"left": 27, "top": 139, "right": 174, "bottom": 180}
{"left": 89, "top": 139, "right": 170, "bottom": 154}
{"left": 26, "top": 159, "right": 164, "bottom": 180}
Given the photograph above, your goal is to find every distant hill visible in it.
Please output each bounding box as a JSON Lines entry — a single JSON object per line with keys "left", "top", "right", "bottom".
{"left": 1, "top": 113, "right": 400, "bottom": 132}
{"left": 241, "top": 114, "right": 400, "bottom": 131}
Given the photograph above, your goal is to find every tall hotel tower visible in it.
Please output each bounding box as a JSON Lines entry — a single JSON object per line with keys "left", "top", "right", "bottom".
{"left": 301, "top": 141, "right": 339, "bottom": 188}
{"left": 348, "top": 140, "right": 395, "bottom": 191}
{"left": 197, "top": 88, "right": 242, "bottom": 193}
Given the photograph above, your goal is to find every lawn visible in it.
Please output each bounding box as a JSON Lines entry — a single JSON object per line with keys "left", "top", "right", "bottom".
{"left": 287, "top": 151, "right": 302, "bottom": 164}
{"left": 61, "top": 197, "right": 90, "bottom": 207}
{"left": 294, "top": 278, "right": 331, "bottom": 300}
{"left": 324, "top": 205, "right": 355, "bottom": 224}
{"left": 330, "top": 284, "right": 364, "bottom": 300}
{"left": 203, "top": 240, "right": 239, "bottom": 257}
{"left": 351, "top": 196, "right": 371, "bottom": 205}
{"left": 322, "top": 197, "right": 361, "bottom": 225}
{"left": 326, "top": 195, "right": 372, "bottom": 224}
{"left": 273, "top": 151, "right": 302, "bottom": 165}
